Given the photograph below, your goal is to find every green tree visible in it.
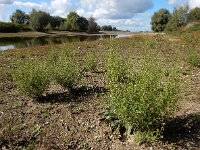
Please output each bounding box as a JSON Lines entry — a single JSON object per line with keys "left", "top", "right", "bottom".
{"left": 188, "top": 7, "right": 200, "bottom": 22}
{"left": 66, "top": 12, "right": 80, "bottom": 31}
{"left": 76, "top": 16, "right": 88, "bottom": 32}
{"left": 66, "top": 12, "right": 89, "bottom": 32}
{"left": 165, "top": 5, "right": 189, "bottom": 31}
{"left": 10, "top": 9, "right": 29, "bottom": 25}
{"left": 50, "top": 16, "right": 65, "bottom": 29}
{"left": 151, "top": 9, "right": 171, "bottom": 32}
{"left": 88, "top": 16, "right": 98, "bottom": 33}
{"left": 29, "top": 9, "right": 51, "bottom": 31}
{"left": 112, "top": 27, "right": 117, "bottom": 31}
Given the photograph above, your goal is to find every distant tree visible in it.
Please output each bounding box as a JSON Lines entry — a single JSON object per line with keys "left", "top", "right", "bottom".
{"left": 45, "top": 23, "right": 52, "bottom": 31}
{"left": 0, "top": 22, "right": 21, "bottom": 33}
{"left": 76, "top": 16, "right": 88, "bottom": 32}
{"left": 66, "top": 12, "right": 80, "bottom": 31}
{"left": 100, "top": 25, "right": 117, "bottom": 31}
{"left": 188, "top": 7, "right": 200, "bottom": 22}
{"left": 101, "top": 25, "right": 107, "bottom": 31}
{"left": 10, "top": 9, "right": 29, "bottom": 25}
{"left": 112, "top": 27, "right": 117, "bottom": 31}
{"left": 96, "top": 25, "right": 101, "bottom": 31}
{"left": 107, "top": 25, "right": 112, "bottom": 31}
{"left": 66, "top": 12, "right": 89, "bottom": 32}
{"left": 88, "top": 17, "right": 98, "bottom": 33}
{"left": 59, "top": 22, "right": 68, "bottom": 30}
{"left": 50, "top": 16, "right": 65, "bottom": 29}
{"left": 29, "top": 9, "right": 51, "bottom": 31}
{"left": 165, "top": 4, "right": 189, "bottom": 31}
{"left": 151, "top": 9, "right": 171, "bottom": 32}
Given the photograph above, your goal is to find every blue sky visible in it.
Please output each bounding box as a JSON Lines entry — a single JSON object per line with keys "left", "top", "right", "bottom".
{"left": 0, "top": 0, "right": 199, "bottom": 31}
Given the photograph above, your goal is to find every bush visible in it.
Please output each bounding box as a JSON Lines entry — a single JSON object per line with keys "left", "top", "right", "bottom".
{"left": 188, "top": 51, "right": 200, "bottom": 67}
{"left": 51, "top": 48, "right": 82, "bottom": 89}
{"left": 13, "top": 60, "right": 50, "bottom": 98}
{"left": 106, "top": 49, "right": 128, "bottom": 84}
{"left": 0, "top": 22, "right": 21, "bottom": 33}
{"left": 83, "top": 52, "right": 98, "bottom": 72}
{"left": 106, "top": 50, "right": 180, "bottom": 142}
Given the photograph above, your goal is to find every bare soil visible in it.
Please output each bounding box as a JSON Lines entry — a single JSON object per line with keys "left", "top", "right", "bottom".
{"left": 0, "top": 33, "right": 199, "bottom": 150}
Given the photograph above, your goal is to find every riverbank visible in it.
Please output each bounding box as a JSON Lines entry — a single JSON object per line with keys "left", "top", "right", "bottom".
{"left": 0, "top": 31, "right": 133, "bottom": 38}
{"left": 0, "top": 33, "right": 199, "bottom": 149}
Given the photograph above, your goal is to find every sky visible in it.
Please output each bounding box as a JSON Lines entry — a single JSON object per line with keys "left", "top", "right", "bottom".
{"left": 0, "top": 0, "right": 200, "bottom": 31}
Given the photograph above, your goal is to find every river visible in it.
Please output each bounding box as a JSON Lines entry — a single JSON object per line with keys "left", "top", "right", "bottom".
{"left": 0, "top": 34, "right": 131, "bottom": 51}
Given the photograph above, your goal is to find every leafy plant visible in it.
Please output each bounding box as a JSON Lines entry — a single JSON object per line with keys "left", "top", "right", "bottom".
{"left": 13, "top": 60, "right": 50, "bottom": 98}
{"left": 188, "top": 51, "right": 200, "bottom": 67}
{"left": 106, "top": 48, "right": 128, "bottom": 84}
{"left": 83, "top": 52, "right": 98, "bottom": 72}
{"left": 106, "top": 50, "right": 180, "bottom": 143}
{"left": 52, "top": 47, "right": 82, "bottom": 89}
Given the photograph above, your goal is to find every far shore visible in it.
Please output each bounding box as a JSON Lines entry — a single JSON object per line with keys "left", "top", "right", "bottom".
{"left": 0, "top": 31, "right": 135, "bottom": 38}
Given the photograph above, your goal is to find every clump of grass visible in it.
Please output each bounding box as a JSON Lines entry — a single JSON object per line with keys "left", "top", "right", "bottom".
{"left": 106, "top": 49, "right": 128, "bottom": 83}
{"left": 54, "top": 57, "right": 81, "bottom": 89}
{"left": 13, "top": 46, "right": 89, "bottom": 98}
{"left": 83, "top": 52, "right": 98, "bottom": 72}
{"left": 50, "top": 47, "right": 82, "bottom": 89}
{"left": 106, "top": 49, "right": 180, "bottom": 143}
{"left": 188, "top": 51, "right": 200, "bottom": 67}
{"left": 13, "top": 60, "right": 50, "bottom": 98}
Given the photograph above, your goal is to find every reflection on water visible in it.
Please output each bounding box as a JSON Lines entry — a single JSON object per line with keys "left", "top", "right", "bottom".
{"left": 0, "top": 34, "right": 121, "bottom": 51}
{"left": 0, "top": 45, "right": 15, "bottom": 51}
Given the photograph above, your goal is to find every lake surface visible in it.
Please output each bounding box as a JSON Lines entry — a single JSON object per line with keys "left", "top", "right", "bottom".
{"left": 0, "top": 34, "right": 130, "bottom": 51}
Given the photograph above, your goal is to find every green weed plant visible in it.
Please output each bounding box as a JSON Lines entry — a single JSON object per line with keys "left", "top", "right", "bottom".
{"left": 49, "top": 47, "right": 82, "bottom": 89}
{"left": 83, "top": 52, "right": 98, "bottom": 72}
{"left": 188, "top": 51, "right": 200, "bottom": 67}
{"left": 13, "top": 60, "right": 50, "bottom": 98}
{"left": 106, "top": 49, "right": 180, "bottom": 143}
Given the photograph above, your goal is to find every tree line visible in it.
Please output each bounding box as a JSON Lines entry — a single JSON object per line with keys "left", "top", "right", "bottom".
{"left": 0, "top": 9, "right": 117, "bottom": 33}
{"left": 151, "top": 5, "right": 200, "bottom": 32}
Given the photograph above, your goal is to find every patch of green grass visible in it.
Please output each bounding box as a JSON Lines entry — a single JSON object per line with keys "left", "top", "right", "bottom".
{"left": 83, "top": 52, "right": 98, "bottom": 72}
{"left": 188, "top": 51, "right": 200, "bottom": 67}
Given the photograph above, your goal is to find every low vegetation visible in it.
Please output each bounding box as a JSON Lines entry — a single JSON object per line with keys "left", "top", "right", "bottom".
{"left": 188, "top": 51, "right": 200, "bottom": 67}
{"left": 13, "top": 60, "right": 50, "bottom": 98}
{"left": 0, "top": 32, "right": 199, "bottom": 149}
{"left": 13, "top": 46, "right": 98, "bottom": 98}
{"left": 106, "top": 49, "right": 181, "bottom": 142}
{"left": 0, "top": 22, "right": 29, "bottom": 33}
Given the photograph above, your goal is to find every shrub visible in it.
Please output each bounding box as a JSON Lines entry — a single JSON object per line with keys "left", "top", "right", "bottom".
{"left": 106, "top": 49, "right": 128, "bottom": 84}
{"left": 188, "top": 51, "right": 200, "bottom": 67}
{"left": 0, "top": 22, "right": 21, "bottom": 33}
{"left": 83, "top": 52, "right": 98, "bottom": 72}
{"left": 13, "top": 60, "right": 50, "bottom": 98}
{"left": 106, "top": 50, "right": 180, "bottom": 142}
{"left": 51, "top": 48, "right": 82, "bottom": 89}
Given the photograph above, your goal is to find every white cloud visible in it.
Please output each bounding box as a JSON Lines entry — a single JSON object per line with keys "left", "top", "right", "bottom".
{"left": 96, "top": 13, "right": 151, "bottom": 31}
{"left": 14, "top": 1, "right": 49, "bottom": 10}
{"left": 0, "top": 0, "right": 14, "bottom": 4}
{"left": 80, "top": 0, "right": 153, "bottom": 19}
{"left": 13, "top": 0, "right": 77, "bottom": 17}
{"left": 167, "top": 0, "right": 200, "bottom": 9}
{"left": 166, "top": 0, "right": 187, "bottom": 7}
{"left": 50, "top": 0, "right": 77, "bottom": 17}
{"left": 189, "top": 0, "right": 200, "bottom": 9}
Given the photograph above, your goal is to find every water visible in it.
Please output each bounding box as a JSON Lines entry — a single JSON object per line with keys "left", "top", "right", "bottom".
{"left": 0, "top": 34, "right": 130, "bottom": 51}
